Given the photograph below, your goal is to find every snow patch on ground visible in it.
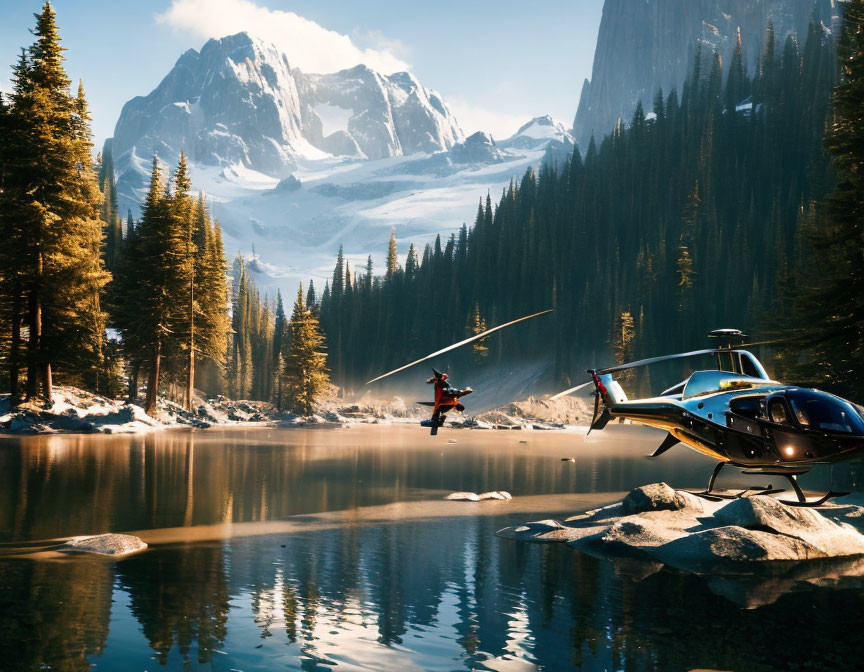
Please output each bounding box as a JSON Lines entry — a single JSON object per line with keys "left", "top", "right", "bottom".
{"left": 0, "top": 387, "right": 276, "bottom": 435}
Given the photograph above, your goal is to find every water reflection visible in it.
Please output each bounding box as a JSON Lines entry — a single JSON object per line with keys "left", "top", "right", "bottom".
{"left": 0, "top": 426, "right": 718, "bottom": 543}
{"left": 2, "top": 514, "right": 864, "bottom": 671}
{"left": 1, "top": 427, "right": 863, "bottom": 671}
{"left": 0, "top": 557, "right": 112, "bottom": 672}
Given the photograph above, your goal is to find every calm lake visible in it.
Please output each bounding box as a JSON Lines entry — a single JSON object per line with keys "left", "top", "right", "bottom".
{"left": 0, "top": 425, "right": 862, "bottom": 671}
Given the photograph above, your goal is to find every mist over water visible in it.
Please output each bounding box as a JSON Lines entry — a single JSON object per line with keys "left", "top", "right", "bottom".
{"left": 1, "top": 426, "right": 862, "bottom": 671}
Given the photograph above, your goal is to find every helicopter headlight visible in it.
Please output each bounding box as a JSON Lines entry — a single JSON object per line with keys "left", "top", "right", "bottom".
{"left": 784, "top": 445, "right": 795, "bottom": 457}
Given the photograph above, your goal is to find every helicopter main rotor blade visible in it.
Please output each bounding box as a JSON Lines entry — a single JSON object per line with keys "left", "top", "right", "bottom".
{"left": 734, "top": 338, "right": 791, "bottom": 348}
{"left": 550, "top": 349, "right": 719, "bottom": 399}
{"left": 598, "top": 348, "right": 719, "bottom": 374}
{"left": 365, "top": 309, "right": 554, "bottom": 385}
{"left": 549, "top": 380, "right": 593, "bottom": 401}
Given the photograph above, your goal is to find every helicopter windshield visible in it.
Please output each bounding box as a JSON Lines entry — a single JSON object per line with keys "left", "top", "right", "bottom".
{"left": 682, "top": 371, "right": 775, "bottom": 399}
{"left": 785, "top": 389, "right": 864, "bottom": 434}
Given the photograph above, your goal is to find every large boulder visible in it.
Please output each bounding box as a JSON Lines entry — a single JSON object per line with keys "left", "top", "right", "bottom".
{"left": 499, "top": 483, "right": 864, "bottom": 570}
{"left": 621, "top": 482, "right": 700, "bottom": 514}
{"left": 654, "top": 526, "right": 823, "bottom": 565}
{"left": 714, "top": 495, "right": 864, "bottom": 557}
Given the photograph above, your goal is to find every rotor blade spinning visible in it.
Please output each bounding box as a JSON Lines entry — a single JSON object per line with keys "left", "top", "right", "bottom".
{"left": 365, "top": 309, "right": 553, "bottom": 385}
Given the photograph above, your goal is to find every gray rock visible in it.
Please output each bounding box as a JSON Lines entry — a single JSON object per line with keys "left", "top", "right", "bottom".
{"left": 63, "top": 533, "right": 147, "bottom": 557}
{"left": 478, "top": 491, "right": 512, "bottom": 500}
{"left": 445, "top": 490, "right": 512, "bottom": 501}
{"left": 714, "top": 496, "right": 864, "bottom": 557}
{"left": 450, "top": 132, "right": 504, "bottom": 164}
{"left": 601, "top": 511, "right": 696, "bottom": 550}
{"left": 502, "top": 483, "right": 864, "bottom": 572}
{"left": 621, "top": 482, "right": 688, "bottom": 514}
{"left": 445, "top": 492, "right": 480, "bottom": 501}
{"left": 274, "top": 175, "right": 302, "bottom": 192}
{"left": 654, "top": 526, "right": 823, "bottom": 565}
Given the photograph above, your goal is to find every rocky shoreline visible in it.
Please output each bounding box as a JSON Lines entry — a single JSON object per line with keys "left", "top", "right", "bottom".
{"left": 498, "top": 483, "right": 864, "bottom": 571}
{"left": 0, "top": 386, "right": 592, "bottom": 435}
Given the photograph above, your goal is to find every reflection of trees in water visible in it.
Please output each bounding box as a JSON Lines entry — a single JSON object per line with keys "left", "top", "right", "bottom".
{"left": 116, "top": 544, "right": 229, "bottom": 665}
{"left": 0, "top": 558, "right": 113, "bottom": 672}
{"left": 225, "top": 517, "right": 864, "bottom": 671}
{"left": 0, "top": 429, "right": 722, "bottom": 543}
{"left": 2, "top": 513, "right": 864, "bottom": 670}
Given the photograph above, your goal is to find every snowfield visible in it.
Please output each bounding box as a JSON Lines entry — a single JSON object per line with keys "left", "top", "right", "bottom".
{"left": 108, "top": 31, "right": 575, "bottom": 298}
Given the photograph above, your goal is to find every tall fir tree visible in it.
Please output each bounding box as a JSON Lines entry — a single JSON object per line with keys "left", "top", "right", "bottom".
{"left": 281, "top": 284, "right": 329, "bottom": 415}
{"left": 788, "top": 0, "right": 864, "bottom": 395}
{"left": 0, "top": 2, "right": 109, "bottom": 402}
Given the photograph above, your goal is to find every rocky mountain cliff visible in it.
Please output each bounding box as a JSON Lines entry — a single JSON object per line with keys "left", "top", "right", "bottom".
{"left": 573, "top": 0, "right": 840, "bottom": 147}
{"left": 106, "top": 33, "right": 573, "bottom": 297}
{"left": 111, "top": 32, "right": 462, "bottom": 212}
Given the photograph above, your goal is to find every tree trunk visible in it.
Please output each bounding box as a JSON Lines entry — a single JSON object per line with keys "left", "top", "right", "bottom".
{"left": 26, "top": 285, "right": 40, "bottom": 399}
{"left": 10, "top": 283, "right": 21, "bottom": 404}
{"left": 128, "top": 361, "right": 140, "bottom": 402}
{"left": 185, "top": 276, "right": 194, "bottom": 411}
{"left": 42, "top": 362, "right": 52, "bottom": 403}
{"left": 145, "top": 339, "right": 161, "bottom": 417}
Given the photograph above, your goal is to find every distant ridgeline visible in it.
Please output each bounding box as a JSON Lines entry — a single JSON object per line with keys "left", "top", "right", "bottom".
{"left": 316, "top": 20, "right": 837, "bottom": 392}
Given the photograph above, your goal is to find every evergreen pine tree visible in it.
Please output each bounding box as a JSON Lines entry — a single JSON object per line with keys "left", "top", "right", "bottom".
{"left": 0, "top": 3, "right": 109, "bottom": 402}
{"left": 792, "top": 0, "right": 864, "bottom": 394}
{"left": 282, "top": 284, "right": 329, "bottom": 415}
{"left": 386, "top": 229, "right": 398, "bottom": 278}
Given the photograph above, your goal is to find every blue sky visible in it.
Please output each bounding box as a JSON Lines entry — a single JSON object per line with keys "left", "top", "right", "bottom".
{"left": 0, "top": 0, "right": 604, "bottom": 148}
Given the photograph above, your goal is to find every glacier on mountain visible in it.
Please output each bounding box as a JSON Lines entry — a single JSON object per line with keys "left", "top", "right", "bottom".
{"left": 109, "top": 32, "right": 574, "bottom": 296}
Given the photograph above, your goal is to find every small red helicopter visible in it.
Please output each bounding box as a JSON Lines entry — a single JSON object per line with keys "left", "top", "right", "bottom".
{"left": 366, "top": 309, "right": 553, "bottom": 434}
{"left": 418, "top": 369, "right": 473, "bottom": 435}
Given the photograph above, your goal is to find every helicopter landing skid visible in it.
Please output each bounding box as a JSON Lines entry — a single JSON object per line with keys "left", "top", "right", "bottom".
{"left": 688, "top": 463, "right": 850, "bottom": 507}
{"left": 689, "top": 486, "right": 786, "bottom": 502}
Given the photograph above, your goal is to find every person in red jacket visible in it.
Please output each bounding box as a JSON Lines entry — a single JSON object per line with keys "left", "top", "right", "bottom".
{"left": 422, "top": 369, "right": 472, "bottom": 435}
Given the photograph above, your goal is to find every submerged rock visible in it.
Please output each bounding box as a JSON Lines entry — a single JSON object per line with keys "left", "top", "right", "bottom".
{"left": 446, "top": 491, "right": 512, "bottom": 501}
{"left": 62, "top": 533, "right": 147, "bottom": 557}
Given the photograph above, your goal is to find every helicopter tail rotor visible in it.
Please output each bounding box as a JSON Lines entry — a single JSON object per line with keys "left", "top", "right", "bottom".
{"left": 586, "top": 370, "right": 629, "bottom": 433}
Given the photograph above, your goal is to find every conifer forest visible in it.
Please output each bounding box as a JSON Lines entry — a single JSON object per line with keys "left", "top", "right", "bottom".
{"left": 1, "top": 1, "right": 863, "bottom": 412}
{"left": 5, "top": 2, "right": 864, "bottom": 671}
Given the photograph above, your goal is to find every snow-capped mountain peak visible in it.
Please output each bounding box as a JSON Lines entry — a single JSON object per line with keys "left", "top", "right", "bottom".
{"left": 500, "top": 115, "right": 574, "bottom": 149}
{"left": 108, "top": 34, "right": 575, "bottom": 299}
{"left": 110, "top": 31, "right": 462, "bottom": 213}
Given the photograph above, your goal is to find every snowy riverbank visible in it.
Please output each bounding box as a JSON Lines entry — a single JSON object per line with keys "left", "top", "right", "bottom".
{"left": 0, "top": 386, "right": 593, "bottom": 435}
{"left": 0, "top": 386, "right": 275, "bottom": 435}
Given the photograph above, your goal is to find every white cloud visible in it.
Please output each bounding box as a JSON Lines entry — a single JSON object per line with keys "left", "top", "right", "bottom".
{"left": 445, "top": 97, "right": 529, "bottom": 141}
{"left": 156, "top": 0, "right": 409, "bottom": 75}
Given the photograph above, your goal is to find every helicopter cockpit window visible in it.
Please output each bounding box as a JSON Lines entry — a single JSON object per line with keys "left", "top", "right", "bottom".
{"left": 786, "top": 389, "right": 864, "bottom": 434}
{"left": 728, "top": 395, "right": 763, "bottom": 420}
{"left": 768, "top": 397, "right": 790, "bottom": 425}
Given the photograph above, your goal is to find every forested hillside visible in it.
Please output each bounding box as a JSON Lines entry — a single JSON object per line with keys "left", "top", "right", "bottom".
{"left": 317, "top": 21, "right": 837, "bottom": 393}
{"left": 2, "top": 2, "right": 860, "bottom": 412}
{"left": 0, "top": 3, "right": 327, "bottom": 415}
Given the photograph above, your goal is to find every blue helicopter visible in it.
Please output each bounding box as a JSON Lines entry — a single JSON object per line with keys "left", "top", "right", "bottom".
{"left": 554, "top": 329, "right": 864, "bottom": 506}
